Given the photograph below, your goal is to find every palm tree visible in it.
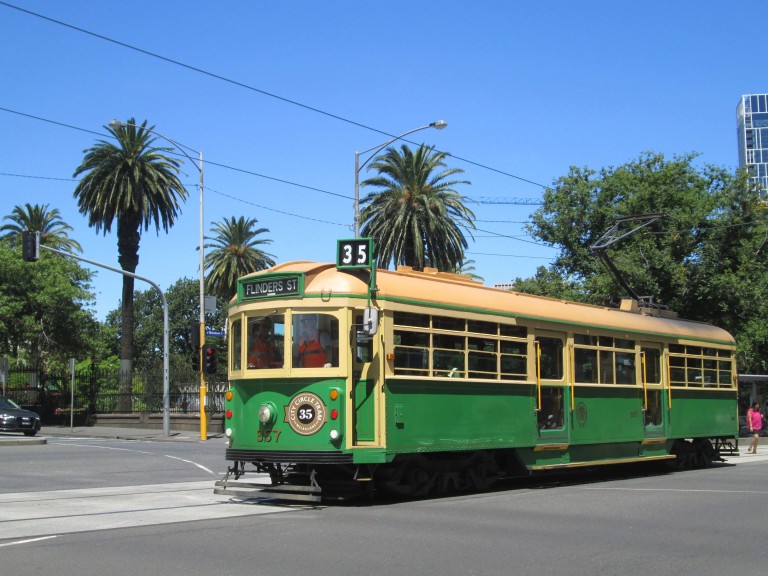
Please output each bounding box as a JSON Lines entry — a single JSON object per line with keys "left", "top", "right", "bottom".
{"left": 359, "top": 144, "right": 475, "bottom": 271}
{"left": 1, "top": 203, "right": 82, "bottom": 254}
{"left": 204, "top": 216, "right": 277, "bottom": 303}
{"left": 450, "top": 259, "right": 484, "bottom": 282}
{"left": 72, "top": 118, "right": 187, "bottom": 391}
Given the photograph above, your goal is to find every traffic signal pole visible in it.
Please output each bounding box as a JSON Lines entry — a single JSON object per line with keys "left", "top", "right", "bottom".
{"left": 199, "top": 322, "right": 207, "bottom": 441}
{"left": 30, "top": 242, "right": 172, "bottom": 437}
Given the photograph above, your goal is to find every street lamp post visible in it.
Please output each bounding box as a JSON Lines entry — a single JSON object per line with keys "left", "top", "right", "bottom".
{"left": 354, "top": 120, "right": 447, "bottom": 237}
{"left": 109, "top": 120, "right": 208, "bottom": 440}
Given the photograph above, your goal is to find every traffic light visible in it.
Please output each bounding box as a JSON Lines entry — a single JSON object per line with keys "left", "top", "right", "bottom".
{"left": 22, "top": 231, "right": 39, "bottom": 262}
{"left": 190, "top": 321, "right": 201, "bottom": 350}
{"left": 190, "top": 322, "right": 201, "bottom": 372}
{"left": 203, "top": 344, "right": 218, "bottom": 375}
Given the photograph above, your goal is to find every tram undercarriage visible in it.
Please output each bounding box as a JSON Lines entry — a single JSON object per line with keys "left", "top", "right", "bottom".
{"left": 214, "top": 437, "right": 736, "bottom": 504}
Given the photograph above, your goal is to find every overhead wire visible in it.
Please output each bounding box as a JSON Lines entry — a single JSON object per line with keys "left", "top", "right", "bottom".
{"left": 0, "top": 0, "right": 550, "bottom": 191}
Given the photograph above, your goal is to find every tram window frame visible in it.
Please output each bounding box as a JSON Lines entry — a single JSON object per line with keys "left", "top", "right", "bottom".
{"left": 246, "top": 313, "right": 286, "bottom": 370}
{"left": 292, "top": 313, "right": 340, "bottom": 369}
{"left": 537, "top": 337, "right": 564, "bottom": 381}
{"left": 230, "top": 318, "right": 243, "bottom": 372}
{"left": 391, "top": 312, "right": 529, "bottom": 381}
{"left": 668, "top": 344, "right": 735, "bottom": 389}
{"left": 641, "top": 348, "right": 662, "bottom": 384}
{"left": 573, "top": 333, "right": 636, "bottom": 386}
{"left": 353, "top": 313, "right": 374, "bottom": 365}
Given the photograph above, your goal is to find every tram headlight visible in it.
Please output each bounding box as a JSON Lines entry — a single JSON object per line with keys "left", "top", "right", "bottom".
{"left": 330, "top": 429, "right": 340, "bottom": 441}
{"left": 258, "top": 402, "right": 276, "bottom": 425}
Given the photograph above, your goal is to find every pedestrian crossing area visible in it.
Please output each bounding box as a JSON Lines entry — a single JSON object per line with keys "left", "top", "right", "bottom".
{"left": 0, "top": 480, "right": 295, "bottom": 542}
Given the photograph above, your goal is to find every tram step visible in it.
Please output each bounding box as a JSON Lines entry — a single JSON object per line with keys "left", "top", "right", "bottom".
{"left": 214, "top": 480, "right": 322, "bottom": 503}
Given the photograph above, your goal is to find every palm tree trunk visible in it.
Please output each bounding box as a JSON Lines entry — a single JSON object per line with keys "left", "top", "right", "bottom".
{"left": 116, "top": 216, "right": 140, "bottom": 412}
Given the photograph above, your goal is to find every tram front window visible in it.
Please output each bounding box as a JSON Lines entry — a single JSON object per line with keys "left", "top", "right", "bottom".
{"left": 293, "top": 314, "right": 339, "bottom": 368}
{"left": 247, "top": 314, "right": 285, "bottom": 369}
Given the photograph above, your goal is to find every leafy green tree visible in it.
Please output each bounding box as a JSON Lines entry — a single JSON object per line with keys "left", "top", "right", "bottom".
{"left": 525, "top": 152, "right": 768, "bottom": 372}
{"left": 509, "top": 266, "right": 588, "bottom": 302}
{"left": 1, "top": 203, "right": 82, "bottom": 254}
{"left": 360, "top": 144, "right": 474, "bottom": 271}
{"left": 204, "top": 216, "right": 276, "bottom": 303}
{"left": 105, "top": 277, "right": 227, "bottom": 370}
{"left": 527, "top": 153, "right": 723, "bottom": 307}
{"left": 72, "top": 118, "right": 187, "bottom": 400}
{"left": 0, "top": 239, "right": 97, "bottom": 369}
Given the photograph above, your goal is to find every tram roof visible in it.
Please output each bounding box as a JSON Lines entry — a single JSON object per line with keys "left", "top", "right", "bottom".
{"left": 241, "top": 261, "right": 735, "bottom": 345}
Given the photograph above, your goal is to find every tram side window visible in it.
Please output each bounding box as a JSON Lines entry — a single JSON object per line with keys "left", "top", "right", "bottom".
{"left": 468, "top": 336, "right": 497, "bottom": 379}
{"left": 354, "top": 313, "right": 373, "bottom": 364}
{"left": 615, "top": 351, "right": 636, "bottom": 385}
{"left": 393, "top": 330, "right": 429, "bottom": 375}
{"left": 231, "top": 319, "right": 242, "bottom": 371}
{"left": 574, "top": 335, "right": 637, "bottom": 385}
{"left": 433, "top": 333, "right": 465, "bottom": 377}
{"left": 538, "top": 386, "right": 565, "bottom": 430}
{"left": 719, "top": 350, "right": 734, "bottom": 387}
{"left": 575, "top": 347, "right": 598, "bottom": 383}
{"left": 247, "top": 314, "right": 285, "bottom": 369}
{"left": 537, "top": 337, "right": 564, "bottom": 380}
{"left": 293, "top": 314, "right": 339, "bottom": 368}
{"left": 668, "top": 344, "right": 734, "bottom": 388}
{"left": 641, "top": 348, "right": 662, "bottom": 384}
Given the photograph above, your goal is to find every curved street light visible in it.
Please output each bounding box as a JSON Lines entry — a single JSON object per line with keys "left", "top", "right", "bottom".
{"left": 354, "top": 120, "right": 447, "bottom": 237}
{"left": 109, "top": 120, "right": 207, "bottom": 440}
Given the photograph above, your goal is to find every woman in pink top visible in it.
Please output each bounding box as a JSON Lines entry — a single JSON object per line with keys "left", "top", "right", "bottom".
{"left": 746, "top": 402, "right": 763, "bottom": 454}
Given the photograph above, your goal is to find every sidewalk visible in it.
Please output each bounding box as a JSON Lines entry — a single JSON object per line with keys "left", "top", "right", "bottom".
{"left": 0, "top": 425, "right": 218, "bottom": 446}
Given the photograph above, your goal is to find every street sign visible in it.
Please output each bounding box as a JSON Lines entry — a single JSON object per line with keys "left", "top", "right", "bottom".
{"left": 204, "top": 295, "right": 217, "bottom": 314}
{"left": 205, "top": 329, "right": 225, "bottom": 337}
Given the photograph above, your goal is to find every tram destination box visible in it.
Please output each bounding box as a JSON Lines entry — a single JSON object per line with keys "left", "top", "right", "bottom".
{"left": 241, "top": 274, "right": 302, "bottom": 300}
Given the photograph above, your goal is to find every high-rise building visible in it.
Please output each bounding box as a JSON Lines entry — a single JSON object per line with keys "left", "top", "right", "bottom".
{"left": 736, "top": 94, "right": 768, "bottom": 197}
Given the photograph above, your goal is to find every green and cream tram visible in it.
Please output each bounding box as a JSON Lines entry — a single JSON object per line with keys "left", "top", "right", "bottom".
{"left": 216, "top": 257, "right": 737, "bottom": 502}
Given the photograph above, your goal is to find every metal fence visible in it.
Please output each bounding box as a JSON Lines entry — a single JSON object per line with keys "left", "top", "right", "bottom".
{"left": 1, "top": 365, "right": 227, "bottom": 424}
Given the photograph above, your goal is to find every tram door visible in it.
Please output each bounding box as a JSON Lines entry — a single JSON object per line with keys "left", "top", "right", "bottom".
{"left": 351, "top": 313, "right": 378, "bottom": 445}
{"left": 535, "top": 332, "right": 569, "bottom": 443}
{"left": 640, "top": 345, "right": 666, "bottom": 438}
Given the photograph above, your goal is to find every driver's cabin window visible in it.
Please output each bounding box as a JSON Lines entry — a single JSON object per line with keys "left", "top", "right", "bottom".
{"left": 293, "top": 313, "right": 339, "bottom": 368}
{"left": 246, "top": 314, "right": 285, "bottom": 369}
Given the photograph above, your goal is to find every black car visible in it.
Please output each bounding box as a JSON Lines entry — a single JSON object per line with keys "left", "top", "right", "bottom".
{"left": 0, "top": 396, "right": 42, "bottom": 436}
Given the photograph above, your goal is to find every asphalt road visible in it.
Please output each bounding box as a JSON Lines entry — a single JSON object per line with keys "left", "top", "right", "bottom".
{"left": 0, "top": 435, "right": 765, "bottom": 576}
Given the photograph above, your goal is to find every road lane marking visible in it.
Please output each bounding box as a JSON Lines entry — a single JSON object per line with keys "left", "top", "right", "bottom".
{"left": 163, "top": 454, "right": 215, "bottom": 474}
{"left": 47, "top": 440, "right": 217, "bottom": 475}
{"left": 581, "top": 487, "right": 768, "bottom": 495}
{"left": 0, "top": 536, "right": 58, "bottom": 548}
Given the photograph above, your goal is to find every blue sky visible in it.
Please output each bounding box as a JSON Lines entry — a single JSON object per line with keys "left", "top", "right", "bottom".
{"left": 0, "top": 1, "right": 764, "bottom": 321}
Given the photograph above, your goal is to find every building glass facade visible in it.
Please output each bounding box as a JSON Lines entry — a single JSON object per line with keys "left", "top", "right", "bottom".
{"left": 737, "top": 94, "right": 768, "bottom": 198}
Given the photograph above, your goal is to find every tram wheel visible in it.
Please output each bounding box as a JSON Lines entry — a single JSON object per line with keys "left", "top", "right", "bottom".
{"left": 669, "top": 440, "right": 692, "bottom": 471}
